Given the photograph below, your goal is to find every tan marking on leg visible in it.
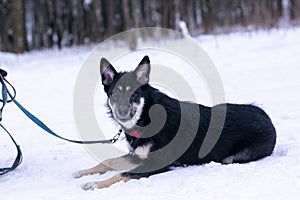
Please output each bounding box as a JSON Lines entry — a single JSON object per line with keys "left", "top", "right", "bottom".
{"left": 73, "top": 163, "right": 111, "bottom": 178}
{"left": 73, "top": 155, "right": 139, "bottom": 178}
{"left": 82, "top": 174, "right": 131, "bottom": 190}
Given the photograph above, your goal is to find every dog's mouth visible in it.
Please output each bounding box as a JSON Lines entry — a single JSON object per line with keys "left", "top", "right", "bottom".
{"left": 109, "top": 98, "right": 144, "bottom": 129}
{"left": 116, "top": 116, "right": 133, "bottom": 123}
{"left": 115, "top": 107, "right": 137, "bottom": 122}
{"left": 117, "top": 115, "right": 130, "bottom": 122}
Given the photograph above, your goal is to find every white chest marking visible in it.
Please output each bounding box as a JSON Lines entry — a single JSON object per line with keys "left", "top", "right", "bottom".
{"left": 134, "top": 143, "right": 152, "bottom": 159}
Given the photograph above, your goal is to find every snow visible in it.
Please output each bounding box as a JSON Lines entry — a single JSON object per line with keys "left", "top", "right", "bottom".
{"left": 1, "top": 28, "right": 300, "bottom": 199}
{"left": 179, "top": 21, "right": 191, "bottom": 37}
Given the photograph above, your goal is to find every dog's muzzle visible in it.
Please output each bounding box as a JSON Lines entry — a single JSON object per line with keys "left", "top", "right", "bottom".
{"left": 117, "top": 105, "right": 130, "bottom": 117}
{"left": 116, "top": 104, "right": 137, "bottom": 122}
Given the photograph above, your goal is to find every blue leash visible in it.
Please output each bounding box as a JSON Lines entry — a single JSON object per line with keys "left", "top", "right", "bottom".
{"left": 0, "top": 123, "right": 23, "bottom": 175}
{"left": 0, "top": 69, "right": 121, "bottom": 175}
{"left": 0, "top": 69, "right": 22, "bottom": 175}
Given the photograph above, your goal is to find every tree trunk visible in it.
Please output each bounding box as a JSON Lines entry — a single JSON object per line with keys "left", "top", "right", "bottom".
{"left": 122, "top": 0, "right": 131, "bottom": 30}
{"left": 127, "top": 0, "right": 138, "bottom": 49}
{"left": 290, "top": 0, "right": 300, "bottom": 20}
{"left": 277, "top": 0, "right": 283, "bottom": 17}
{"left": 174, "top": 0, "right": 180, "bottom": 31}
{"left": 77, "top": 0, "right": 85, "bottom": 44}
{"left": 104, "top": 0, "right": 115, "bottom": 37}
{"left": 187, "top": 0, "right": 195, "bottom": 34}
{"left": 90, "top": 0, "right": 104, "bottom": 42}
{"left": 0, "top": 1, "right": 11, "bottom": 51}
{"left": 161, "top": 0, "right": 170, "bottom": 28}
{"left": 11, "top": 0, "right": 27, "bottom": 53}
{"left": 53, "top": 0, "right": 63, "bottom": 48}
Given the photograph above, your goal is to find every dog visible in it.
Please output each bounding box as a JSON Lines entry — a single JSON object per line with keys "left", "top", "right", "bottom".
{"left": 73, "top": 55, "right": 276, "bottom": 190}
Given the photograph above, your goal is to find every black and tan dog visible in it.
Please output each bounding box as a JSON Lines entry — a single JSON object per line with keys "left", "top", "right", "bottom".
{"left": 73, "top": 56, "right": 276, "bottom": 190}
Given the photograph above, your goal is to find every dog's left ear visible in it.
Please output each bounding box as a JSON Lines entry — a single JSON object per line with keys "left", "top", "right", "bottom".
{"left": 135, "top": 56, "right": 150, "bottom": 85}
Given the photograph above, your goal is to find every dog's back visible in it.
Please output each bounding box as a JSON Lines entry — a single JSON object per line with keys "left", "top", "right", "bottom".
{"left": 176, "top": 103, "right": 276, "bottom": 165}
{"left": 135, "top": 86, "right": 276, "bottom": 166}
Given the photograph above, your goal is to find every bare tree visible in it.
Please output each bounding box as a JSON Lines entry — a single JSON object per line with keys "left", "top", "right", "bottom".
{"left": 89, "top": 0, "right": 105, "bottom": 42}
{"left": 76, "top": 0, "right": 85, "bottom": 45}
{"left": 122, "top": 0, "right": 131, "bottom": 30}
{"left": 173, "top": 0, "right": 180, "bottom": 31}
{"left": 103, "top": 0, "right": 115, "bottom": 37}
{"left": 11, "top": 0, "right": 27, "bottom": 53}
{"left": 0, "top": 1, "right": 12, "bottom": 51}
{"left": 290, "top": 0, "right": 300, "bottom": 21}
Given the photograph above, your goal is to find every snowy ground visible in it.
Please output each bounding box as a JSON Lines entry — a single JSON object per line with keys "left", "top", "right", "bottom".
{"left": 1, "top": 28, "right": 300, "bottom": 200}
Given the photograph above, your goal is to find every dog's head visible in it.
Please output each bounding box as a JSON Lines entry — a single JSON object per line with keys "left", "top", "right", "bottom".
{"left": 100, "top": 56, "right": 150, "bottom": 129}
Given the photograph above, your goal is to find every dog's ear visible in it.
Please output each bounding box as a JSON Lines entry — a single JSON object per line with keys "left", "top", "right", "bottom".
{"left": 100, "top": 58, "right": 117, "bottom": 86}
{"left": 134, "top": 55, "right": 150, "bottom": 85}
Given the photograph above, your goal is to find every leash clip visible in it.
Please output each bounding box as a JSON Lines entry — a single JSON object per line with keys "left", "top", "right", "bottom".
{"left": 111, "top": 129, "right": 122, "bottom": 143}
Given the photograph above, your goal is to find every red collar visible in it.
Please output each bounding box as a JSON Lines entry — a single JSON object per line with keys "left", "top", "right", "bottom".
{"left": 130, "top": 130, "right": 142, "bottom": 138}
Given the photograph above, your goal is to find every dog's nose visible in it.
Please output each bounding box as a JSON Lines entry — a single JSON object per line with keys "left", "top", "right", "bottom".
{"left": 117, "top": 105, "right": 130, "bottom": 117}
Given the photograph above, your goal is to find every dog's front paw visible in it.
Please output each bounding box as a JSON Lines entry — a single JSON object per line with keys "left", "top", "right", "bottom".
{"left": 72, "top": 171, "right": 81, "bottom": 178}
{"left": 81, "top": 182, "right": 98, "bottom": 191}
{"left": 72, "top": 171, "right": 82, "bottom": 179}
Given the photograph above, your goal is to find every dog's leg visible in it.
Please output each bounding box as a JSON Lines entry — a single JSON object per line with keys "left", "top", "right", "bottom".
{"left": 73, "top": 154, "right": 141, "bottom": 178}
{"left": 81, "top": 173, "right": 131, "bottom": 190}
{"left": 82, "top": 164, "right": 170, "bottom": 190}
{"left": 72, "top": 162, "right": 111, "bottom": 178}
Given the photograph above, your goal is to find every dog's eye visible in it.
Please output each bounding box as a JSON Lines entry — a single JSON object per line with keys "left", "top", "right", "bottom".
{"left": 130, "top": 92, "right": 138, "bottom": 102}
{"left": 111, "top": 89, "right": 120, "bottom": 99}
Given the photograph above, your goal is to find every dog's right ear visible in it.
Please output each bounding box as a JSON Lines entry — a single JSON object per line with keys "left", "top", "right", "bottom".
{"left": 100, "top": 58, "right": 117, "bottom": 86}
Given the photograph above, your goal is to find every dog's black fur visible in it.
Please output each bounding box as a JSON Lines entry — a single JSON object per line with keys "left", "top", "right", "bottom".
{"left": 100, "top": 55, "right": 276, "bottom": 180}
